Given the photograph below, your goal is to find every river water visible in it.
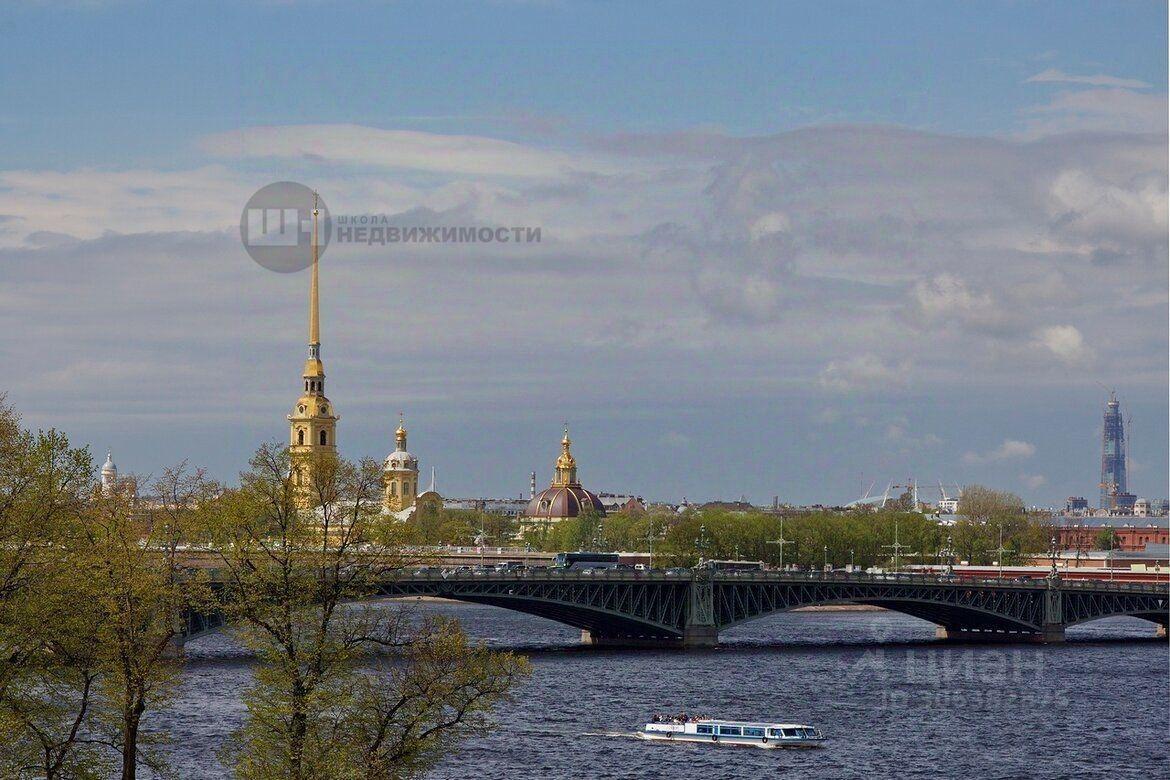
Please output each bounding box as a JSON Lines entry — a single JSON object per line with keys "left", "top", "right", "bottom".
{"left": 159, "top": 602, "right": 1168, "bottom": 780}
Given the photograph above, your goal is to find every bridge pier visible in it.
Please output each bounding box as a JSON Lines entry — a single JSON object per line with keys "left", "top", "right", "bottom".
{"left": 579, "top": 626, "right": 719, "bottom": 648}
{"left": 935, "top": 626, "right": 1065, "bottom": 644}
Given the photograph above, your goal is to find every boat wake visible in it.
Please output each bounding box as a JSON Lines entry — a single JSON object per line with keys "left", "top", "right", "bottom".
{"left": 580, "top": 731, "right": 643, "bottom": 741}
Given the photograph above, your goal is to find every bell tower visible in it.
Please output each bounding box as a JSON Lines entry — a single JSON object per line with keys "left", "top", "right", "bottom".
{"left": 383, "top": 415, "right": 419, "bottom": 512}
{"left": 287, "top": 194, "right": 339, "bottom": 504}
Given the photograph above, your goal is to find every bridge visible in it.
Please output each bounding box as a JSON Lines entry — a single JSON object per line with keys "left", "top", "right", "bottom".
{"left": 182, "top": 569, "right": 1169, "bottom": 648}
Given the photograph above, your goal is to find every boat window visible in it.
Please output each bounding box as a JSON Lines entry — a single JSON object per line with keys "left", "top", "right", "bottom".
{"left": 743, "top": 727, "right": 764, "bottom": 737}
{"left": 782, "top": 728, "right": 799, "bottom": 738}
{"left": 718, "top": 726, "right": 742, "bottom": 736}
{"left": 802, "top": 728, "right": 818, "bottom": 738}
{"left": 696, "top": 725, "right": 713, "bottom": 735}
{"left": 768, "top": 728, "right": 783, "bottom": 738}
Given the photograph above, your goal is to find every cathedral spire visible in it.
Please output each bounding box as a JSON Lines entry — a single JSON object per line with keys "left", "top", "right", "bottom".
{"left": 308, "top": 192, "right": 321, "bottom": 361}
{"left": 288, "top": 190, "right": 338, "bottom": 507}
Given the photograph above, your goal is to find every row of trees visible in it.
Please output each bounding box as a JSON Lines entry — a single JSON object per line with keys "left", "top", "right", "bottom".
{"left": 399, "top": 486, "right": 1052, "bottom": 570}
{"left": 0, "top": 397, "right": 529, "bottom": 780}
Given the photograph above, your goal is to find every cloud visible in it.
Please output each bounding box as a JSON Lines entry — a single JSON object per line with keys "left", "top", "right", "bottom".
{"left": 884, "top": 421, "right": 943, "bottom": 452}
{"left": 818, "top": 355, "right": 907, "bottom": 393}
{"left": 1025, "top": 68, "right": 1151, "bottom": 90}
{"left": 1021, "top": 473, "right": 1048, "bottom": 490}
{"left": 199, "top": 124, "right": 621, "bottom": 179}
{"left": 1022, "top": 88, "right": 1168, "bottom": 136}
{"left": 964, "top": 440, "right": 1037, "bottom": 465}
{"left": 1, "top": 121, "right": 1165, "bottom": 476}
{"left": 1033, "top": 325, "right": 1092, "bottom": 365}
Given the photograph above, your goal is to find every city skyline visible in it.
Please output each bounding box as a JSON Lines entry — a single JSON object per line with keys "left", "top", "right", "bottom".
{"left": 1, "top": 1, "right": 1167, "bottom": 505}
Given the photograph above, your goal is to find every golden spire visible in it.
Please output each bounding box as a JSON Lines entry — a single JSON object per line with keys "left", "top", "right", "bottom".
{"left": 303, "top": 193, "right": 324, "bottom": 379}
{"left": 553, "top": 425, "right": 578, "bottom": 487}
{"left": 309, "top": 192, "right": 320, "bottom": 350}
{"left": 396, "top": 412, "right": 407, "bottom": 449}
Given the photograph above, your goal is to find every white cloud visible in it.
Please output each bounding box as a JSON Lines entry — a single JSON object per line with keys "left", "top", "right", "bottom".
{"left": 199, "top": 124, "right": 621, "bottom": 178}
{"left": 1033, "top": 325, "right": 1092, "bottom": 365}
{"left": 818, "top": 355, "right": 907, "bottom": 393}
{"left": 1024, "top": 68, "right": 1151, "bottom": 89}
{"left": 1021, "top": 473, "right": 1048, "bottom": 490}
{"left": 964, "top": 439, "right": 1037, "bottom": 465}
{"left": 884, "top": 422, "right": 943, "bottom": 451}
{"left": 1022, "top": 88, "right": 1168, "bottom": 136}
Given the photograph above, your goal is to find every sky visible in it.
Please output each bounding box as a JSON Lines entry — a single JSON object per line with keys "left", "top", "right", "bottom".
{"left": 0, "top": 1, "right": 1167, "bottom": 506}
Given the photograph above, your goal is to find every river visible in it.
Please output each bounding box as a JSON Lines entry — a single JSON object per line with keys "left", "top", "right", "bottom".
{"left": 158, "top": 602, "right": 1168, "bottom": 779}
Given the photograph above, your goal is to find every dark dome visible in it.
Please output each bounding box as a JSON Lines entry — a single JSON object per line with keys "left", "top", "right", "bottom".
{"left": 524, "top": 485, "right": 606, "bottom": 520}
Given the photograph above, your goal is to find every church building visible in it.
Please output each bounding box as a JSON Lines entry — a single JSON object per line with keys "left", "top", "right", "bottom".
{"left": 522, "top": 428, "right": 605, "bottom": 530}
{"left": 286, "top": 196, "right": 339, "bottom": 507}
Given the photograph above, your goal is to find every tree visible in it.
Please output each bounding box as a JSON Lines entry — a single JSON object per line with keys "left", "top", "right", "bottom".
{"left": 80, "top": 463, "right": 216, "bottom": 780}
{"left": 208, "top": 445, "right": 529, "bottom": 780}
{"left": 0, "top": 399, "right": 113, "bottom": 779}
{"left": 957, "top": 485, "right": 1024, "bottom": 524}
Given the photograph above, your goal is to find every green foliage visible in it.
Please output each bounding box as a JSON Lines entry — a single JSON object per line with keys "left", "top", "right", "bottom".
{"left": 211, "top": 445, "right": 530, "bottom": 780}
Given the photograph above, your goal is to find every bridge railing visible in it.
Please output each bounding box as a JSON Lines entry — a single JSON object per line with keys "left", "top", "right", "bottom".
{"left": 385, "top": 567, "right": 1166, "bottom": 595}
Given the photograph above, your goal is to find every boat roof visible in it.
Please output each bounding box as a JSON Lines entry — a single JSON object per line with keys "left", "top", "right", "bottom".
{"left": 691, "top": 719, "right": 812, "bottom": 728}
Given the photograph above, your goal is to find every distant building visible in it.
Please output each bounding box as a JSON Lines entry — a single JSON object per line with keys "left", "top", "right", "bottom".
{"left": 1055, "top": 521, "right": 1168, "bottom": 553}
{"left": 442, "top": 497, "right": 529, "bottom": 517}
{"left": 98, "top": 449, "right": 137, "bottom": 498}
{"left": 1066, "top": 496, "right": 1090, "bottom": 513}
{"left": 383, "top": 417, "right": 420, "bottom": 513}
{"left": 1099, "top": 392, "right": 1127, "bottom": 510}
{"left": 521, "top": 428, "right": 605, "bottom": 529}
{"left": 598, "top": 493, "right": 645, "bottom": 513}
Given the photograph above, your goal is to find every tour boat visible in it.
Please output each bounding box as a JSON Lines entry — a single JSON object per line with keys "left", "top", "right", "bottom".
{"left": 640, "top": 716, "right": 824, "bottom": 748}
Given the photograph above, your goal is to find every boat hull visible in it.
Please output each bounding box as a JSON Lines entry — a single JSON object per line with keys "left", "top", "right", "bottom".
{"left": 638, "top": 732, "right": 821, "bottom": 749}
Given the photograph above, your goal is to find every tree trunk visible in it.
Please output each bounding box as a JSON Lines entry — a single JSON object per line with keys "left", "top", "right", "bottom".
{"left": 122, "top": 700, "right": 145, "bottom": 780}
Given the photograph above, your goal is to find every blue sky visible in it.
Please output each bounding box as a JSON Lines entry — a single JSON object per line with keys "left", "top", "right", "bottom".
{"left": 0, "top": 1, "right": 1166, "bottom": 506}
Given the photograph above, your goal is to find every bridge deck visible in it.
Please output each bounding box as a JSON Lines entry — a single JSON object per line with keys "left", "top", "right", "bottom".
{"left": 185, "top": 569, "right": 1168, "bottom": 648}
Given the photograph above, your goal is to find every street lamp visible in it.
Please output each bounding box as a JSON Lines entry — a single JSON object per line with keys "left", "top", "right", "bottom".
{"left": 849, "top": 548, "right": 855, "bottom": 572}
{"left": 766, "top": 517, "right": 792, "bottom": 572}
{"left": 823, "top": 545, "right": 829, "bottom": 573}
{"left": 1107, "top": 530, "right": 1115, "bottom": 582}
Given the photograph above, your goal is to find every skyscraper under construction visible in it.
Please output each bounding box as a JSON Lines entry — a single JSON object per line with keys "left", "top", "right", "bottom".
{"left": 1099, "top": 392, "right": 1127, "bottom": 510}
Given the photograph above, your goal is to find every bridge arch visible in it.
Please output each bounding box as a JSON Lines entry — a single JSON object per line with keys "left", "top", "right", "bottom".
{"left": 714, "top": 595, "right": 1044, "bottom": 635}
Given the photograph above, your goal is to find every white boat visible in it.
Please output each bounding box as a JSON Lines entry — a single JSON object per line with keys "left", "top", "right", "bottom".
{"left": 640, "top": 717, "right": 823, "bottom": 749}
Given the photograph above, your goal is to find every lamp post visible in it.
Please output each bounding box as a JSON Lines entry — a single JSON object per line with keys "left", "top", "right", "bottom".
{"left": 646, "top": 523, "right": 662, "bottom": 570}
{"left": 986, "top": 524, "right": 1009, "bottom": 579}
{"left": 1107, "top": 529, "right": 1115, "bottom": 582}
{"left": 945, "top": 534, "right": 954, "bottom": 575}
{"left": 882, "top": 520, "right": 914, "bottom": 573}
{"left": 766, "top": 517, "right": 792, "bottom": 572}
{"left": 823, "top": 545, "right": 829, "bottom": 572}
{"left": 849, "top": 548, "right": 855, "bottom": 572}
{"left": 1048, "top": 535, "right": 1059, "bottom": 580}
{"left": 696, "top": 524, "right": 708, "bottom": 568}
